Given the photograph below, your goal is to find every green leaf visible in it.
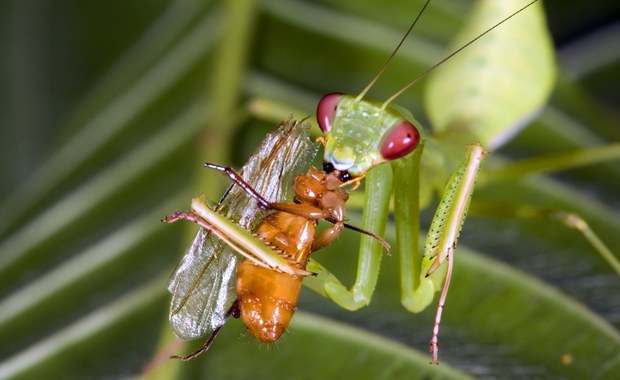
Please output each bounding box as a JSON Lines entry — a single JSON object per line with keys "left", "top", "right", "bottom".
{"left": 176, "top": 312, "right": 471, "bottom": 379}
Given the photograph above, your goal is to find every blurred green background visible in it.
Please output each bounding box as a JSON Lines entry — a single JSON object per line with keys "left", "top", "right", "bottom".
{"left": 0, "top": 0, "right": 619, "bottom": 379}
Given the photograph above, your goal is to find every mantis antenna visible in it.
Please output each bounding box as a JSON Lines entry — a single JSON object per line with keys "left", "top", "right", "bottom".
{"left": 352, "top": 0, "right": 540, "bottom": 110}
{"left": 354, "top": 0, "right": 431, "bottom": 102}
{"left": 382, "top": 0, "right": 539, "bottom": 109}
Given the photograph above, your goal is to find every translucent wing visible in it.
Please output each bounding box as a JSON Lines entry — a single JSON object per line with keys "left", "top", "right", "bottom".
{"left": 168, "top": 119, "right": 319, "bottom": 340}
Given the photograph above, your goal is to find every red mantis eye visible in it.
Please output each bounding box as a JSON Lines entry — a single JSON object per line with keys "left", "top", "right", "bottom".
{"left": 380, "top": 120, "right": 420, "bottom": 161}
{"left": 316, "top": 93, "right": 343, "bottom": 133}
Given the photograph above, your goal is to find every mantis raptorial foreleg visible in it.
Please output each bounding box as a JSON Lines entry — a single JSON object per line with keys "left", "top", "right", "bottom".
{"left": 205, "top": 162, "right": 391, "bottom": 254}
{"left": 307, "top": 142, "right": 488, "bottom": 359}
{"left": 423, "top": 144, "right": 488, "bottom": 364}
{"left": 163, "top": 197, "right": 312, "bottom": 277}
{"left": 319, "top": 162, "right": 393, "bottom": 310}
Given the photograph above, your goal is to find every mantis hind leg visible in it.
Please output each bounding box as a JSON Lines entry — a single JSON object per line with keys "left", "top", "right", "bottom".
{"left": 469, "top": 200, "right": 620, "bottom": 274}
{"left": 473, "top": 143, "right": 620, "bottom": 274}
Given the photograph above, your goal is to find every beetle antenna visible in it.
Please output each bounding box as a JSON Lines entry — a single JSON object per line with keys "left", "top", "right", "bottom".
{"left": 355, "top": 0, "right": 431, "bottom": 102}
{"left": 382, "top": 0, "right": 539, "bottom": 109}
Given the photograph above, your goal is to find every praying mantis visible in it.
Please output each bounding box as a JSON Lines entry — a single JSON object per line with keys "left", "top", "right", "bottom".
{"left": 162, "top": 0, "right": 620, "bottom": 367}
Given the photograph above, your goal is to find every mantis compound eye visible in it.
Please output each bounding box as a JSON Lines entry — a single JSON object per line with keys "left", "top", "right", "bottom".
{"left": 316, "top": 93, "right": 343, "bottom": 133}
{"left": 380, "top": 119, "right": 420, "bottom": 161}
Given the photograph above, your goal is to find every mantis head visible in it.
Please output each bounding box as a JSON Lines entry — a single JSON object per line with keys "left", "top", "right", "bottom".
{"left": 317, "top": 93, "right": 421, "bottom": 178}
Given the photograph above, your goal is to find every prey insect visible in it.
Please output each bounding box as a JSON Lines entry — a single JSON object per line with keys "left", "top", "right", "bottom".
{"left": 163, "top": 119, "right": 319, "bottom": 359}
{"left": 164, "top": 119, "right": 389, "bottom": 360}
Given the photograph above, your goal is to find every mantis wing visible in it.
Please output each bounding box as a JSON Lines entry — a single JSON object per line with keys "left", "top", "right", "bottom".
{"left": 425, "top": 0, "right": 555, "bottom": 150}
{"left": 168, "top": 119, "right": 319, "bottom": 340}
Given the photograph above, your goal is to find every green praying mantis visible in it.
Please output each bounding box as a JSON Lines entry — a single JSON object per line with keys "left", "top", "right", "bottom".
{"left": 165, "top": 0, "right": 620, "bottom": 365}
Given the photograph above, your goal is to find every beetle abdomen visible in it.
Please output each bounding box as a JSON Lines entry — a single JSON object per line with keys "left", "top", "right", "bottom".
{"left": 236, "top": 260, "right": 303, "bottom": 342}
